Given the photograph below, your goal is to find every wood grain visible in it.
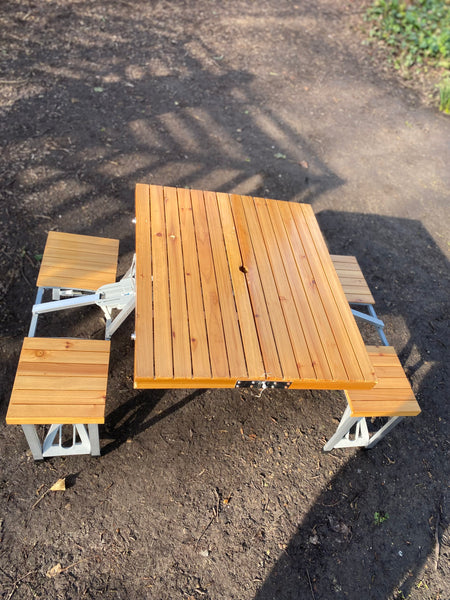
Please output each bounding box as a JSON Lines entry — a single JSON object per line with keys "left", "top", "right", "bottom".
{"left": 345, "top": 347, "right": 420, "bottom": 417}
{"left": 133, "top": 185, "right": 377, "bottom": 390}
{"left": 37, "top": 231, "right": 119, "bottom": 290}
{"left": 6, "top": 338, "right": 110, "bottom": 425}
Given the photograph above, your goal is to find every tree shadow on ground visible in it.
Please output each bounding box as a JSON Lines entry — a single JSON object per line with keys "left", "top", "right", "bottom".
{"left": 254, "top": 211, "right": 449, "bottom": 599}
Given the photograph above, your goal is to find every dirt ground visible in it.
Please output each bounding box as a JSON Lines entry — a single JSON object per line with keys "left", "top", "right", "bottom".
{"left": 1, "top": 0, "right": 449, "bottom": 598}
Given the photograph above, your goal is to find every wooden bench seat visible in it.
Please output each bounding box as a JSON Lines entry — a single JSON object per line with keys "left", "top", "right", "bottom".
{"left": 38, "top": 231, "right": 119, "bottom": 292}
{"left": 331, "top": 255, "right": 375, "bottom": 305}
{"left": 6, "top": 337, "right": 110, "bottom": 459}
{"left": 29, "top": 232, "right": 120, "bottom": 337}
{"left": 324, "top": 346, "right": 420, "bottom": 450}
{"left": 331, "top": 254, "right": 388, "bottom": 346}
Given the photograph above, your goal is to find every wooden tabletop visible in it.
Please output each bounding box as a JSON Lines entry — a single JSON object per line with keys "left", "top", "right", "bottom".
{"left": 134, "top": 184, "right": 376, "bottom": 390}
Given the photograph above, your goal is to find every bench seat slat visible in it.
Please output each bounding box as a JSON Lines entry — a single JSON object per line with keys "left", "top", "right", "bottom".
{"left": 331, "top": 255, "right": 375, "bottom": 305}
{"left": 345, "top": 346, "right": 420, "bottom": 418}
{"left": 6, "top": 404, "right": 105, "bottom": 425}
{"left": 6, "top": 338, "right": 110, "bottom": 426}
{"left": 37, "top": 231, "right": 119, "bottom": 290}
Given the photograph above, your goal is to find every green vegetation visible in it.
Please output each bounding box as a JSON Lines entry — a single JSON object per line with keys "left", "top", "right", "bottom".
{"left": 366, "top": 0, "right": 450, "bottom": 111}
{"left": 373, "top": 511, "right": 390, "bottom": 525}
{"left": 438, "top": 77, "right": 450, "bottom": 112}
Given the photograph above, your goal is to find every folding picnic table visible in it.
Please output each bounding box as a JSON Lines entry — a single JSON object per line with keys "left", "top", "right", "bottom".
{"left": 133, "top": 184, "right": 377, "bottom": 392}
{"left": 10, "top": 184, "right": 423, "bottom": 460}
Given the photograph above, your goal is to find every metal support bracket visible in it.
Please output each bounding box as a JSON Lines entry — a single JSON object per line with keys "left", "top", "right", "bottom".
{"left": 21, "top": 423, "right": 101, "bottom": 460}
{"left": 28, "top": 254, "right": 137, "bottom": 339}
{"left": 324, "top": 406, "right": 405, "bottom": 451}
{"left": 351, "top": 304, "right": 389, "bottom": 346}
{"left": 235, "top": 380, "right": 291, "bottom": 389}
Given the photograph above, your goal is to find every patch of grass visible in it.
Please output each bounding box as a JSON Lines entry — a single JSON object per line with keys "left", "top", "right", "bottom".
{"left": 366, "top": 0, "right": 450, "bottom": 111}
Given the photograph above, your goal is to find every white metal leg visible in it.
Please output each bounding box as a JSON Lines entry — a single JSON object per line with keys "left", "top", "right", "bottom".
{"left": 88, "top": 424, "right": 101, "bottom": 456}
{"left": 325, "top": 406, "right": 405, "bottom": 451}
{"left": 365, "top": 416, "right": 403, "bottom": 449}
{"left": 32, "top": 293, "right": 100, "bottom": 316}
{"left": 21, "top": 425, "right": 43, "bottom": 460}
{"left": 351, "top": 304, "right": 389, "bottom": 346}
{"left": 28, "top": 255, "right": 137, "bottom": 339}
{"left": 42, "top": 424, "right": 92, "bottom": 457}
{"left": 323, "top": 406, "right": 361, "bottom": 451}
{"left": 28, "top": 287, "right": 45, "bottom": 337}
{"left": 105, "top": 295, "right": 136, "bottom": 339}
{"left": 20, "top": 423, "right": 102, "bottom": 459}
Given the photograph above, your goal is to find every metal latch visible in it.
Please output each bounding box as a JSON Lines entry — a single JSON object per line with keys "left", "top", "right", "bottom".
{"left": 235, "top": 381, "right": 291, "bottom": 389}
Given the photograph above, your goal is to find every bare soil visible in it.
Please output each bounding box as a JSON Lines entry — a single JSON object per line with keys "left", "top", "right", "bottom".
{"left": 1, "top": 1, "right": 449, "bottom": 599}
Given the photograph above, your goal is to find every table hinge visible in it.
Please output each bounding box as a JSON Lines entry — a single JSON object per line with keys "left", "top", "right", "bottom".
{"left": 235, "top": 381, "right": 291, "bottom": 389}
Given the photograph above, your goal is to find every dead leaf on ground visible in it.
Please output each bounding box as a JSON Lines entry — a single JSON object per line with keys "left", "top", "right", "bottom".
{"left": 46, "top": 563, "right": 63, "bottom": 578}
{"left": 50, "top": 478, "right": 66, "bottom": 492}
{"left": 32, "top": 477, "right": 67, "bottom": 509}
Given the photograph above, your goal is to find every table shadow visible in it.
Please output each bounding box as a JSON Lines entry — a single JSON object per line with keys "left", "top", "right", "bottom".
{"left": 253, "top": 210, "right": 448, "bottom": 599}
{"left": 101, "top": 388, "right": 206, "bottom": 456}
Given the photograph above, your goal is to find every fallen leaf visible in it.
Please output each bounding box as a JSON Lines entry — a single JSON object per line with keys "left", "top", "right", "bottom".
{"left": 50, "top": 478, "right": 66, "bottom": 492}
{"left": 46, "top": 563, "right": 63, "bottom": 578}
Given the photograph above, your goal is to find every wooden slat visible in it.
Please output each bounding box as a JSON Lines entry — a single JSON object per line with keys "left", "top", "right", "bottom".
{"left": 331, "top": 255, "right": 375, "bottom": 305}
{"left": 338, "top": 277, "right": 370, "bottom": 287}
{"left": 190, "top": 189, "right": 229, "bottom": 378}
{"left": 293, "top": 204, "right": 374, "bottom": 383}
{"left": 42, "top": 234, "right": 119, "bottom": 255}
{"left": 150, "top": 185, "right": 173, "bottom": 378}
{"left": 37, "top": 232, "right": 119, "bottom": 290}
{"left": 164, "top": 187, "right": 191, "bottom": 379}
{"left": 203, "top": 191, "right": 248, "bottom": 378}
{"left": 6, "top": 337, "right": 109, "bottom": 425}
{"left": 230, "top": 194, "right": 284, "bottom": 380}
{"left": 369, "top": 365, "right": 407, "bottom": 378}
{"left": 40, "top": 255, "right": 119, "bottom": 271}
{"left": 35, "top": 275, "right": 102, "bottom": 291}
{"left": 133, "top": 184, "right": 377, "bottom": 390}
{"left": 16, "top": 361, "right": 109, "bottom": 378}
{"left": 22, "top": 338, "right": 110, "bottom": 352}
{"left": 345, "top": 346, "right": 419, "bottom": 417}
{"left": 241, "top": 196, "right": 300, "bottom": 381}
{"left": 6, "top": 404, "right": 105, "bottom": 425}
{"left": 345, "top": 398, "right": 420, "bottom": 417}
{"left": 277, "top": 200, "right": 341, "bottom": 381}
{"left": 39, "top": 268, "right": 116, "bottom": 284}
{"left": 265, "top": 199, "right": 322, "bottom": 381}
{"left": 21, "top": 348, "right": 110, "bottom": 364}
{"left": 10, "top": 389, "right": 107, "bottom": 404}
{"left": 46, "top": 231, "right": 119, "bottom": 249}
{"left": 304, "top": 212, "right": 376, "bottom": 384}
{"left": 217, "top": 192, "right": 264, "bottom": 379}
{"left": 330, "top": 255, "right": 359, "bottom": 264}
{"left": 135, "top": 183, "right": 154, "bottom": 381}
{"left": 177, "top": 188, "right": 211, "bottom": 379}
{"left": 13, "top": 376, "right": 109, "bottom": 391}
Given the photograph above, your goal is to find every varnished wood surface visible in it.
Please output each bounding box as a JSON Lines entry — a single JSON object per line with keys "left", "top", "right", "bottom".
{"left": 6, "top": 338, "right": 110, "bottom": 424}
{"left": 331, "top": 255, "right": 375, "bottom": 305}
{"left": 37, "top": 231, "right": 119, "bottom": 291}
{"left": 345, "top": 346, "right": 420, "bottom": 417}
{"left": 134, "top": 184, "right": 376, "bottom": 390}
